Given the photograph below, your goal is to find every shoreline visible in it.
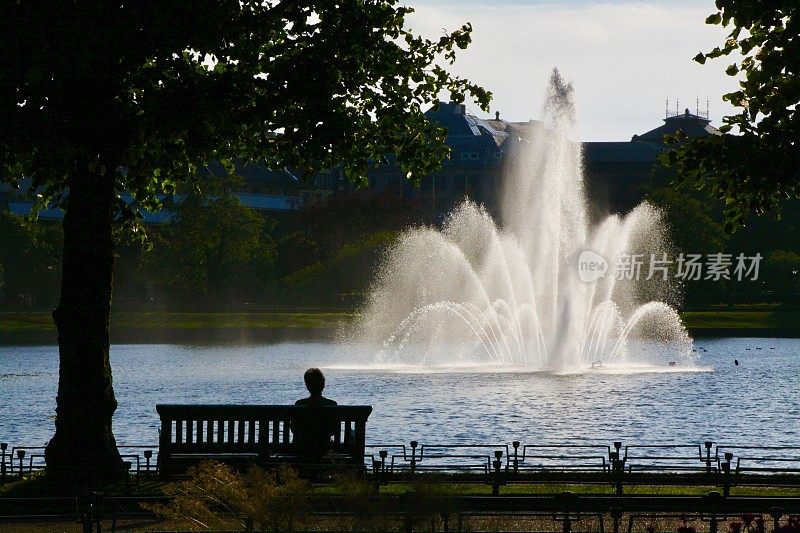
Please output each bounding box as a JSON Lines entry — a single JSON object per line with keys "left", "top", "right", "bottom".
{"left": 2, "top": 327, "right": 798, "bottom": 347}
{"left": 1, "top": 309, "right": 798, "bottom": 346}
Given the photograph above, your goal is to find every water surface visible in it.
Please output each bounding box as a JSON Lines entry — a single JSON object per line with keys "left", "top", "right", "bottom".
{"left": 1, "top": 338, "right": 797, "bottom": 448}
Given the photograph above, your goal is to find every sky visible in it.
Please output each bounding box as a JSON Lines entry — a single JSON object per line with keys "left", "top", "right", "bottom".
{"left": 405, "top": 0, "right": 741, "bottom": 141}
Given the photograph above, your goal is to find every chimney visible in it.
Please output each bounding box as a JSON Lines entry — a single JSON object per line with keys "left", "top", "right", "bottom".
{"left": 495, "top": 111, "right": 500, "bottom": 120}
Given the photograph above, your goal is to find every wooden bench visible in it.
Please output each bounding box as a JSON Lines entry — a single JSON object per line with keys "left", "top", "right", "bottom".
{"left": 156, "top": 404, "right": 372, "bottom": 477}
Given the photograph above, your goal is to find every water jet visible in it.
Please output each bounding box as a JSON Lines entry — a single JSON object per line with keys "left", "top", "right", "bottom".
{"left": 348, "top": 69, "right": 695, "bottom": 372}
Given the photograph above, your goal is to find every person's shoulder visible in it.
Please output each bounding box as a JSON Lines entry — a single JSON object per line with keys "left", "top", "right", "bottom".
{"left": 295, "top": 398, "right": 309, "bottom": 405}
{"left": 322, "top": 397, "right": 337, "bottom": 406}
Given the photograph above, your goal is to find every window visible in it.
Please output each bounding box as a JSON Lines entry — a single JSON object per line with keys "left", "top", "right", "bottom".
{"left": 460, "top": 150, "right": 480, "bottom": 161}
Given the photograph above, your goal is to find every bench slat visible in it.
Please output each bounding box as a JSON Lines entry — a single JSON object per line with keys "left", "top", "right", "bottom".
{"left": 156, "top": 404, "right": 372, "bottom": 478}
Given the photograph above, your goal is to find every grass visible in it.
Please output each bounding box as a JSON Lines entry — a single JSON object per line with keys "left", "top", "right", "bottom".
{"left": 681, "top": 309, "right": 800, "bottom": 331}
{"left": 2, "top": 307, "right": 799, "bottom": 338}
{"left": 110, "top": 310, "right": 356, "bottom": 330}
{"left": 0, "top": 312, "right": 55, "bottom": 333}
{"left": 0, "top": 310, "right": 357, "bottom": 338}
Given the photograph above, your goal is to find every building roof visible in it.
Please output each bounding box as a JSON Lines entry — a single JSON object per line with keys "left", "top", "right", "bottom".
{"left": 634, "top": 109, "right": 721, "bottom": 143}
{"left": 425, "top": 101, "right": 511, "bottom": 148}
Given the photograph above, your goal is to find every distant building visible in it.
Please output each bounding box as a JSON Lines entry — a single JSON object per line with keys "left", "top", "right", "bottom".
{"left": 361, "top": 101, "right": 532, "bottom": 216}
{"left": 584, "top": 107, "right": 720, "bottom": 214}
{"left": 0, "top": 161, "right": 338, "bottom": 222}
{"left": 360, "top": 102, "right": 721, "bottom": 218}
{"left": 0, "top": 105, "right": 721, "bottom": 222}
{"left": 205, "top": 160, "right": 337, "bottom": 211}
{"left": 634, "top": 107, "right": 721, "bottom": 142}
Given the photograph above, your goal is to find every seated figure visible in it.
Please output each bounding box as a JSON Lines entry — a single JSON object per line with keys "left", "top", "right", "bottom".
{"left": 292, "top": 368, "right": 338, "bottom": 460}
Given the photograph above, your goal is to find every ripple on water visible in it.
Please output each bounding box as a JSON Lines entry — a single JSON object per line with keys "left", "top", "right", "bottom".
{"left": 0, "top": 339, "right": 797, "bottom": 447}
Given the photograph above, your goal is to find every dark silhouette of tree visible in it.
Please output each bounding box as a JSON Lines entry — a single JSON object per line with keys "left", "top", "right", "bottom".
{"left": 0, "top": 212, "right": 62, "bottom": 310}
{"left": 142, "top": 194, "right": 275, "bottom": 303}
{"left": 662, "top": 1, "right": 799, "bottom": 232}
{"left": 0, "top": 2, "right": 489, "bottom": 481}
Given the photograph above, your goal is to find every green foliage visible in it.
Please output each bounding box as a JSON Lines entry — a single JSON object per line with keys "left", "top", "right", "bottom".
{"left": 662, "top": 1, "right": 800, "bottom": 231}
{"left": 281, "top": 230, "right": 398, "bottom": 305}
{"left": 646, "top": 187, "right": 728, "bottom": 254}
{"left": 144, "top": 461, "right": 310, "bottom": 532}
{"left": 0, "top": 212, "right": 61, "bottom": 307}
{"left": 763, "top": 250, "right": 800, "bottom": 299}
{"left": 0, "top": 2, "right": 488, "bottom": 481}
{"left": 1, "top": 1, "right": 490, "bottom": 228}
{"left": 140, "top": 193, "right": 274, "bottom": 301}
{"left": 331, "top": 474, "right": 396, "bottom": 532}
{"left": 291, "top": 190, "right": 428, "bottom": 255}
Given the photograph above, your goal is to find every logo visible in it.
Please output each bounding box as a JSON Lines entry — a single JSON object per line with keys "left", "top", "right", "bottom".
{"left": 578, "top": 250, "right": 608, "bottom": 283}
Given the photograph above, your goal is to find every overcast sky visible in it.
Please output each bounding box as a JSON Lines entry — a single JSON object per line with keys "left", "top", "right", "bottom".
{"left": 405, "top": 0, "right": 740, "bottom": 141}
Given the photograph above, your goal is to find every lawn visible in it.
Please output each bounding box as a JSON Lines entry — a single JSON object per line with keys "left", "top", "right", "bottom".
{"left": 1, "top": 307, "right": 798, "bottom": 341}
{"left": 681, "top": 308, "right": 800, "bottom": 332}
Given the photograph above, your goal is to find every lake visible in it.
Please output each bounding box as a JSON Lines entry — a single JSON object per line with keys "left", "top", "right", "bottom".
{"left": 1, "top": 338, "right": 798, "bottom": 449}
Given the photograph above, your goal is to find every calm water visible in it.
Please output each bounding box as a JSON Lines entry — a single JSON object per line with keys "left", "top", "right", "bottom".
{"left": 1, "top": 338, "right": 798, "bottom": 448}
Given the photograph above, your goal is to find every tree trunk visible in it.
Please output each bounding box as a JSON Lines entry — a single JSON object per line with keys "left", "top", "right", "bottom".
{"left": 44, "top": 168, "right": 126, "bottom": 481}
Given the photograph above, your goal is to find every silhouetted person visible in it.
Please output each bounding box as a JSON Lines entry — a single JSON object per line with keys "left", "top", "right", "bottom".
{"left": 296, "top": 367, "right": 337, "bottom": 407}
{"left": 292, "top": 368, "right": 337, "bottom": 461}
{"left": 734, "top": 359, "right": 739, "bottom": 366}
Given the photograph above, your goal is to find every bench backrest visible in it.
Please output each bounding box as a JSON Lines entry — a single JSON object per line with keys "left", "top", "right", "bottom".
{"left": 156, "top": 404, "right": 372, "bottom": 467}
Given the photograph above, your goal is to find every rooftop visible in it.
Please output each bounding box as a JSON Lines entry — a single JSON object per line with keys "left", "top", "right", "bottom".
{"left": 634, "top": 108, "right": 721, "bottom": 143}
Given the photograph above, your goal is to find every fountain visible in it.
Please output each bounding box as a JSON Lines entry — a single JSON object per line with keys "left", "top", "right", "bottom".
{"left": 346, "top": 69, "right": 694, "bottom": 372}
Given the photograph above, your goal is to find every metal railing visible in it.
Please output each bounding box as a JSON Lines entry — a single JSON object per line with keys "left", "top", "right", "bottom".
{"left": 0, "top": 442, "right": 159, "bottom": 481}
{"left": 5, "top": 439, "right": 800, "bottom": 485}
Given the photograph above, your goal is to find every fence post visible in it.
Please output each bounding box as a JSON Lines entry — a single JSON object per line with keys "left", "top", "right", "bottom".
{"left": 440, "top": 507, "right": 451, "bottom": 532}
{"left": 410, "top": 441, "right": 418, "bottom": 474}
{"left": 0, "top": 443, "right": 6, "bottom": 483}
{"left": 563, "top": 515, "right": 572, "bottom": 533}
{"left": 708, "top": 491, "right": 721, "bottom": 533}
{"left": 379, "top": 450, "right": 388, "bottom": 486}
{"left": 143, "top": 449, "right": 153, "bottom": 475}
{"left": 512, "top": 441, "right": 520, "bottom": 474}
{"left": 83, "top": 492, "right": 99, "bottom": 533}
{"left": 705, "top": 441, "right": 713, "bottom": 475}
{"left": 610, "top": 507, "right": 622, "bottom": 533}
{"left": 722, "top": 453, "right": 732, "bottom": 497}
{"left": 609, "top": 451, "right": 623, "bottom": 495}
{"left": 559, "top": 492, "right": 575, "bottom": 533}
{"left": 492, "top": 451, "right": 503, "bottom": 496}
{"left": 402, "top": 490, "right": 415, "bottom": 533}
{"left": 16, "top": 449, "right": 25, "bottom": 479}
{"left": 769, "top": 507, "right": 783, "bottom": 532}
{"left": 612, "top": 441, "right": 624, "bottom": 495}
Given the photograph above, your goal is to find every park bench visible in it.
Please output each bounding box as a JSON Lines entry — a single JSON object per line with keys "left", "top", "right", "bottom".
{"left": 156, "top": 404, "right": 372, "bottom": 477}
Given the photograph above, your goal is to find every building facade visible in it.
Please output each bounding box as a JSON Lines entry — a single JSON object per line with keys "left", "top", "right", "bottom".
{"left": 0, "top": 105, "right": 720, "bottom": 221}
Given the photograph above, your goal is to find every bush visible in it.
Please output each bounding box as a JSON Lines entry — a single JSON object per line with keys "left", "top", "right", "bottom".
{"left": 144, "top": 461, "right": 310, "bottom": 532}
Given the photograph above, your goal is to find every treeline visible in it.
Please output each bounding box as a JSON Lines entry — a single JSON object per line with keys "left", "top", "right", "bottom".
{"left": 3, "top": 183, "right": 800, "bottom": 311}
{"left": 646, "top": 172, "right": 800, "bottom": 308}
{"left": 0, "top": 190, "right": 429, "bottom": 311}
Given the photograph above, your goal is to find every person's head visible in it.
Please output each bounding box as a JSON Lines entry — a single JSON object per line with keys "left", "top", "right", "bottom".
{"left": 304, "top": 367, "right": 325, "bottom": 395}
